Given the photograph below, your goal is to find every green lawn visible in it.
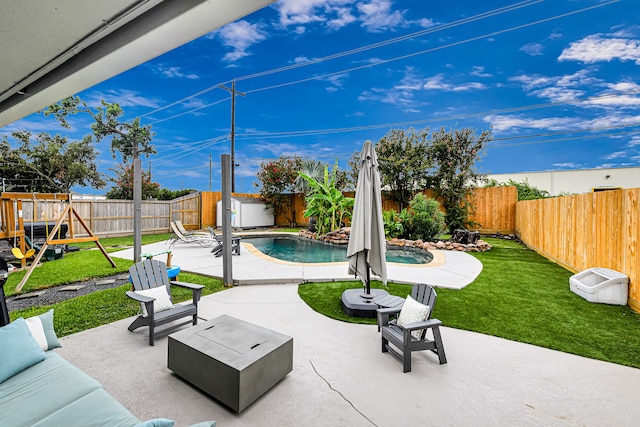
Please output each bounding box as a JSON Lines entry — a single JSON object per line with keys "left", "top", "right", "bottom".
{"left": 6, "top": 234, "right": 226, "bottom": 336}
{"left": 299, "top": 238, "right": 640, "bottom": 368}
{"left": 7, "top": 234, "right": 640, "bottom": 368}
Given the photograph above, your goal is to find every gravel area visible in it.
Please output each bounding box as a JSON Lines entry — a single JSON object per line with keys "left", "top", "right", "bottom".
{"left": 6, "top": 273, "right": 131, "bottom": 312}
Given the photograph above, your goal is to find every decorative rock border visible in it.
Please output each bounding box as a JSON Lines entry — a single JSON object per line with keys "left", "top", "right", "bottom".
{"left": 298, "top": 227, "right": 492, "bottom": 252}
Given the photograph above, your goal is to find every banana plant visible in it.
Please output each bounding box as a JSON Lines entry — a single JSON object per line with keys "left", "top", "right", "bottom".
{"left": 299, "top": 164, "right": 353, "bottom": 236}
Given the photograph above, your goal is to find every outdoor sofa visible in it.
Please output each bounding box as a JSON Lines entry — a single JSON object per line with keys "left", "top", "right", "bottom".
{"left": 0, "top": 310, "right": 215, "bottom": 427}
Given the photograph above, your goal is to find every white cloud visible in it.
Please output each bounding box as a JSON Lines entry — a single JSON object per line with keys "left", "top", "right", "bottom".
{"left": 470, "top": 66, "right": 492, "bottom": 78}
{"left": 484, "top": 113, "right": 640, "bottom": 133}
{"left": 484, "top": 115, "right": 576, "bottom": 132}
{"left": 328, "top": 7, "right": 357, "bottom": 30}
{"left": 510, "top": 70, "right": 599, "bottom": 102}
{"left": 275, "top": 0, "right": 411, "bottom": 32}
{"left": 603, "top": 151, "right": 628, "bottom": 160}
{"left": 86, "top": 89, "right": 161, "bottom": 109}
{"left": 558, "top": 33, "right": 640, "bottom": 64}
{"left": 151, "top": 64, "right": 199, "bottom": 80}
{"left": 553, "top": 162, "right": 581, "bottom": 168}
{"left": 275, "top": 0, "right": 333, "bottom": 26}
{"left": 217, "top": 20, "right": 267, "bottom": 62}
{"left": 357, "top": 1, "right": 406, "bottom": 31}
{"left": 520, "top": 43, "right": 544, "bottom": 56}
{"left": 422, "top": 74, "right": 487, "bottom": 92}
{"left": 628, "top": 136, "right": 640, "bottom": 147}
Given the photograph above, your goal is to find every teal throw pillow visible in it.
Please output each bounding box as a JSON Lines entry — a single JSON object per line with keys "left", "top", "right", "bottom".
{"left": 25, "top": 309, "right": 61, "bottom": 351}
{"left": 0, "top": 318, "right": 47, "bottom": 383}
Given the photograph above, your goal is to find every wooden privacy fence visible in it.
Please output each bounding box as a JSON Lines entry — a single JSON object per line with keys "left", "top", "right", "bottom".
{"left": 516, "top": 189, "right": 640, "bottom": 312}
{"left": 6, "top": 192, "right": 201, "bottom": 238}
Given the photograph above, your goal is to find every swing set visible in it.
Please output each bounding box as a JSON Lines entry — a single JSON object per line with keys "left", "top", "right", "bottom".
{"left": 0, "top": 192, "right": 116, "bottom": 292}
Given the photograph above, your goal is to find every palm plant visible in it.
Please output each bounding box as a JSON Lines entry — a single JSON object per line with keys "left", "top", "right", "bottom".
{"left": 299, "top": 165, "right": 354, "bottom": 236}
{"left": 294, "top": 159, "right": 325, "bottom": 195}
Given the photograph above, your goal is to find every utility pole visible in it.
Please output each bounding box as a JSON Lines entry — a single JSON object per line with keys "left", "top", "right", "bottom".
{"left": 218, "top": 80, "right": 245, "bottom": 193}
{"left": 208, "top": 154, "right": 212, "bottom": 192}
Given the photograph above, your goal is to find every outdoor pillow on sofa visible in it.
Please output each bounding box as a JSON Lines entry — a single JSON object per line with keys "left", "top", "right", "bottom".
{"left": 25, "top": 308, "right": 62, "bottom": 351}
{"left": 0, "top": 317, "right": 46, "bottom": 383}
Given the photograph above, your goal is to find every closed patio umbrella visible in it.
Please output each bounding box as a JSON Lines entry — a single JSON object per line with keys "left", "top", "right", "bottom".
{"left": 347, "top": 140, "right": 387, "bottom": 297}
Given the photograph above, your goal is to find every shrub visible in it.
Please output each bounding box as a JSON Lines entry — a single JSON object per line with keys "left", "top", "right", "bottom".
{"left": 405, "top": 193, "right": 445, "bottom": 241}
{"left": 383, "top": 194, "right": 444, "bottom": 241}
{"left": 383, "top": 210, "right": 403, "bottom": 239}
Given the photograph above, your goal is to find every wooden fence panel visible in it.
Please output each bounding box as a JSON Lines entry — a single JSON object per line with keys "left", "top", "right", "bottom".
{"left": 170, "top": 193, "right": 200, "bottom": 229}
{"left": 516, "top": 189, "right": 640, "bottom": 312}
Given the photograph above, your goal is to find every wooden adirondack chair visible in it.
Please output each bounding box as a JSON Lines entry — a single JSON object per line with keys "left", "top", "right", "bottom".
{"left": 126, "top": 259, "right": 204, "bottom": 346}
{"left": 378, "top": 283, "right": 447, "bottom": 372}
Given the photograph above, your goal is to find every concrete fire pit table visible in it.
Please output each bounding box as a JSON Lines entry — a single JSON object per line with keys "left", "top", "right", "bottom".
{"left": 168, "top": 314, "right": 293, "bottom": 412}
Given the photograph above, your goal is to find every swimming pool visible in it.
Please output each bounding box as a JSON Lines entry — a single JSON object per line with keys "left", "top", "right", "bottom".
{"left": 243, "top": 236, "right": 433, "bottom": 264}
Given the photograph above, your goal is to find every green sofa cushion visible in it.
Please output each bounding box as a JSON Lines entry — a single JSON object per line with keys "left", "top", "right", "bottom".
{"left": 31, "top": 388, "right": 140, "bottom": 427}
{"left": 0, "top": 351, "right": 104, "bottom": 426}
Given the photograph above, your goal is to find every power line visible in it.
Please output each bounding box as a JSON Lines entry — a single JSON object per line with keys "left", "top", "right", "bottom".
{"left": 234, "top": 0, "right": 543, "bottom": 82}
{"left": 142, "top": 0, "right": 618, "bottom": 125}
{"left": 233, "top": 90, "right": 640, "bottom": 140}
{"left": 138, "top": 0, "right": 544, "bottom": 121}
{"left": 242, "top": 0, "right": 619, "bottom": 95}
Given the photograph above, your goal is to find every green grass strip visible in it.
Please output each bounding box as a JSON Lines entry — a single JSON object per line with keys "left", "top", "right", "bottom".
{"left": 9, "top": 271, "right": 226, "bottom": 337}
{"left": 298, "top": 238, "right": 640, "bottom": 368}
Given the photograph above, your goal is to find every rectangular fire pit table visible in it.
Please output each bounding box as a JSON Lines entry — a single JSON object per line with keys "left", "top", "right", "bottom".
{"left": 168, "top": 314, "right": 293, "bottom": 412}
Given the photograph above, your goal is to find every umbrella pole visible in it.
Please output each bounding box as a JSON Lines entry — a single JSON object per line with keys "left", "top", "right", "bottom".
{"left": 366, "top": 263, "right": 371, "bottom": 296}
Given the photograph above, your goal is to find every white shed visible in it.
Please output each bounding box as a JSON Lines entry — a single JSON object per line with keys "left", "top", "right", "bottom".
{"left": 216, "top": 197, "right": 274, "bottom": 229}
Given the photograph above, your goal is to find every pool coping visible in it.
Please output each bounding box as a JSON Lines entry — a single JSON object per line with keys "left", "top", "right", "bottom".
{"left": 112, "top": 235, "right": 482, "bottom": 290}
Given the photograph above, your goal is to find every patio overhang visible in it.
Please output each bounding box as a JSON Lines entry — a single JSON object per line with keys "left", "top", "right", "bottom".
{"left": 0, "top": 0, "right": 275, "bottom": 128}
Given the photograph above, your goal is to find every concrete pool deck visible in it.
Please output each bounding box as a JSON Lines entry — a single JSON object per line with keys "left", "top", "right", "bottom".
{"left": 111, "top": 237, "right": 483, "bottom": 289}
{"left": 56, "top": 283, "right": 640, "bottom": 426}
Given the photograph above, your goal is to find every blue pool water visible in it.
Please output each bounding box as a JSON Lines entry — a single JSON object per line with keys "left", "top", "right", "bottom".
{"left": 244, "top": 236, "right": 433, "bottom": 264}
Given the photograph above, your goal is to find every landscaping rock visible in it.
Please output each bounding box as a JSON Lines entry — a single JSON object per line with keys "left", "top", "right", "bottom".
{"left": 298, "top": 228, "right": 493, "bottom": 253}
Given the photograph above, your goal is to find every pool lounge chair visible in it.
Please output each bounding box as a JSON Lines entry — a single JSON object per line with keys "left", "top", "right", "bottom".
{"left": 168, "top": 222, "right": 214, "bottom": 248}
{"left": 206, "top": 227, "right": 241, "bottom": 257}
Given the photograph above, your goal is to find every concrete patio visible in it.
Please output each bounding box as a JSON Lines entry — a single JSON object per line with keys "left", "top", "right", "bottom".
{"left": 51, "top": 240, "right": 640, "bottom": 426}
{"left": 56, "top": 283, "right": 640, "bottom": 426}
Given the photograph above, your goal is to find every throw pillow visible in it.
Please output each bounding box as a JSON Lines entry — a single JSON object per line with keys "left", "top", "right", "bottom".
{"left": 135, "top": 418, "right": 175, "bottom": 427}
{"left": 397, "top": 295, "right": 431, "bottom": 340}
{"left": 25, "top": 309, "right": 61, "bottom": 351}
{"left": 0, "top": 318, "right": 47, "bottom": 383}
{"left": 137, "top": 286, "right": 174, "bottom": 317}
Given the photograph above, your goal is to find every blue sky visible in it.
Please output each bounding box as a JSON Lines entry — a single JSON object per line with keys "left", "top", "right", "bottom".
{"left": 3, "top": 0, "right": 639, "bottom": 194}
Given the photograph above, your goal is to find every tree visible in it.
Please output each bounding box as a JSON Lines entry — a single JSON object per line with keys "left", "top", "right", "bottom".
{"left": 255, "top": 155, "right": 303, "bottom": 225}
{"left": 44, "top": 96, "right": 155, "bottom": 262}
{"left": 374, "top": 128, "right": 432, "bottom": 209}
{"left": 44, "top": 97, "right": 155, "bottom": 161}
{"left": 428, "top": 127, "right": 491, "bottom": 233}
{"left": 0, "top": 130, "right": 105, "bottom": 192}
{"left": 105, "top": 164, "right": 160, "bottom": 200}
{"left": 484, "top": 178, "right": 549, "bottom": 201}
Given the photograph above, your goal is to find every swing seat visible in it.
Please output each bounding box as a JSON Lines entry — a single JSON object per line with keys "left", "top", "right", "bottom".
{"left": 11, "top": 247, "right": 35, "bottom": 259}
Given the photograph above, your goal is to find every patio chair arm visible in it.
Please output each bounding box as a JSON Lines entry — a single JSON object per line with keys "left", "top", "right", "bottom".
{"left": 170, "top": 281, "right": 204, "bottom": 302}
{"left": 170, "top": 281, "right": 204, "bottom": 291}
{"left": 400, "top": 318, "right": 442, "bottom": 332}
{"left": 377, "top": 307, "right": 401, "bottom": 327}
{"left": 126, "top": 290, "right": 154, "bottom": 316}
{"left": 125, "top": 290, "right": 153, "bottom": 303}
